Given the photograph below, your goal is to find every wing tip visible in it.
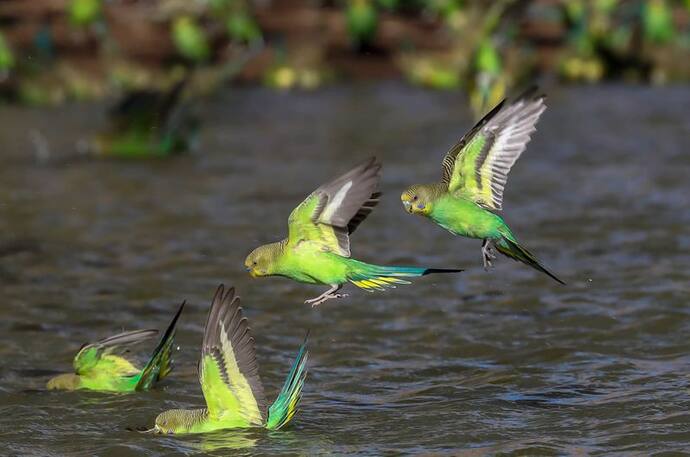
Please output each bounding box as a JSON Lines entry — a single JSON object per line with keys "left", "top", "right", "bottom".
{"left": 367, "top": 156, "right": 383, "bottom": 178}
{"left": 514, "top": 85, "right": 546, "bottom": 102}
{"left": 213, "top": 283, "right": 239, "bottom": 307}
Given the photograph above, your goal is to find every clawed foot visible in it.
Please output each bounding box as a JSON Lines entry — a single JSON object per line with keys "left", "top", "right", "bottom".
{"left": 304, "top": 293, "right": 349, "bottom": 308}
{"left": 482, "top": 241, "right": 497, "bottom": 271}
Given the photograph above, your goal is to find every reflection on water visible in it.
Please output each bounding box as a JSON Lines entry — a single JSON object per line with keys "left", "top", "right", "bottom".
{"left": 0, "top": 84, "right": 689, "bottom": 454}
{"left": 189, "top": 429, "right": 258, "bottom": 453}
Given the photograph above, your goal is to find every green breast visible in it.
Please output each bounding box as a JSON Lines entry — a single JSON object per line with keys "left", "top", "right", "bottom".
{"left": 79, "top": 373, "right": 141, "bottom": 392}
{"left": 431, "top": 195, "right": 505, "bottom": 240}
{"left": 282, "top": 243, "right": 349, "bottom": 285}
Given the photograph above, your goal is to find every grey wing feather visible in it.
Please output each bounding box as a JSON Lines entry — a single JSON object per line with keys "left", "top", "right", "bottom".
{"left": 472, "top": 89, "right": 546, "bottom": 210}
{"left": 347, "top": 191, "right": 381, "bottom": 235}
{"left": 441, "top": 99, "right": 506, "bottom": 186}
{"left": 82, "top": 329, "right": 159, "bottom": 353}
{"left": 201, "top": 285, "right": 268, "bottom": 420}
{"left": 310, "top": 158, "right": 382, "bottom": 256}
{"left": 312, "top": 157, "right": 382, "bottom": 228}
{"left": 440, "top": 87, "right": 546, "bottom": 210}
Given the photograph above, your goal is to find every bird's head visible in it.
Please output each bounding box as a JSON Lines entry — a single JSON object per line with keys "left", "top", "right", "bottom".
{"left": 244, "top": 243, "right": 280, "bottom": 278}
{"left": 153, "top": 410, "right": 182, "bottom": 435}
{"left": 401, "top": 184, "right": 435, "bottom": 216}
{"left": 46, "top": 373, "right": 80, "bottom": 390}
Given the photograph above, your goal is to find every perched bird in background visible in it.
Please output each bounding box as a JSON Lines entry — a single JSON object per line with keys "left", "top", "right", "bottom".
{"left": 172, "top": 15, "right": 211, "bottom": 63}
{"left": 469, "top": 37, "right": 506, "bottom": 121}
{"left": 245, "top": 158, "right": 463, "bottom": 307}
{"left": 67, "top": 0, "right": 102, "bottom": 27}
{"left": 0, "top": 31, "right": 14, "bottom": 77}
{"left": 149, "top": 285, "right": 309, "bottom": 434}
{"left": 82, "top": 75, "right": 198, "bottom": 158}
{"left": 401, "top": 89, "right": 565, "bottom": 284}
{"left": 47, "top": 303, "right": 184, "bottom": 392}
{"left": 346, "top": 0, "right": 379, "bottom": 50}
{"left": 642, "top": 0, "right": 675, "bottom": 45}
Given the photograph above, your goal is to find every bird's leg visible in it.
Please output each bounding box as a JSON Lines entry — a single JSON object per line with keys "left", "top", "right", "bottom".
{"left": 482, "top": 239, "right": 497, "bottom": 270}
{"left": 304, "top": 284, "right": 348, "bottom": 308}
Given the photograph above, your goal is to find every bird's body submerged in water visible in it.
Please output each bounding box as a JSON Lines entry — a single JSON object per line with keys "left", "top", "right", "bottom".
{"left": 401, "top": 88, "right": 564, "bottom": 284}
{"left": 245, "top": 158, "right": 463, "bottom": 306}
{"left": 47, "top": 303, "right": 184, "bottom": 392}
{"left": 151, "top": 285, "right": 309, "bottom": 434}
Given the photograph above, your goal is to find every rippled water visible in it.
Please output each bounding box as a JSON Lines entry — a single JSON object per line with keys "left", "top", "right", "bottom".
{"left": 0, "top": 84, "right": 689, "bottom": 456}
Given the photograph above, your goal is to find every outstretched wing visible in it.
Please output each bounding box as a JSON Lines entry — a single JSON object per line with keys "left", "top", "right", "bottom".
{"left": 287, "top": 158, "right": 381, "bottom": 257}
{"left": 441, "top": 88, "right": 546, "bottom": 210}
{"left": 136, "top": 301, "right": 185, "bottom": 391}
{"left": 73, "top": 329, "right": 158, "bottom": 376}
{"left": 199, "top": 285, "right": 267, "bottom": 426}
{"left": 108, "top": 76, "right": 189, "bottom": 134}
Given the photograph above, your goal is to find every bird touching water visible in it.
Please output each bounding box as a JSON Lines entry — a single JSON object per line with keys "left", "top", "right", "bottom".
{"left": 150, "top": 285, "right": 309, "bottom": 434}
{"left": 82, "top": 76, "right": 198, "bottom": 158}
{"left": 400, "top": 88, "right": 564, "bottom": 284}
{"left": 245, "top": 158, "right": 463, "bottom": 306}
{"left": 47, "top": 302, "right": 184, "bottom": 392}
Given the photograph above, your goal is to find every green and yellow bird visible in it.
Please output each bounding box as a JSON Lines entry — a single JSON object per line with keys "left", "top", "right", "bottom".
{"left": 82, "top": 76, "right": 198, "bottom": 158}
{"left": 245, "top": 158, "right": 463, "bottom": 306}
{"left": 47, "top": 302, "right": 184, "bottom": 392}
{"left": 401, "top": 89, "right": 565, "bottom": 284}
{"left": 150, "top": 285, "right": 309, "bottom": 434}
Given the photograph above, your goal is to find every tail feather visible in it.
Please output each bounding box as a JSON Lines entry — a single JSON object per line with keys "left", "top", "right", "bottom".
{"left": 349, "top": 263, "right": 463, "bottom": 291}
{"left": 135, "top": 302, "right": 184, "bottom": 391}
{"left": 496, "top": 237, "right": 565, "bottom": 285}
{"left": 266, "top": 332, "right": 309, "bottom": 431}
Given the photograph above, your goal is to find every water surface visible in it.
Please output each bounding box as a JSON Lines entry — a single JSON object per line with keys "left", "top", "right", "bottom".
{"left": 0, "top": 84, "right": 689, "bottom": 455}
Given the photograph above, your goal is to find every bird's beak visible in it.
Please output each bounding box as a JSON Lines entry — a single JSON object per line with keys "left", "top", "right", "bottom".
{"left": 402, "top": 200, "right": 412, "bottom": 213}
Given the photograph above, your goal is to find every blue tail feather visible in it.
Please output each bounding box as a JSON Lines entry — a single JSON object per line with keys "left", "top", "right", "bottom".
{"left": 266, "top": 332, "right": 309, "bottom": 430}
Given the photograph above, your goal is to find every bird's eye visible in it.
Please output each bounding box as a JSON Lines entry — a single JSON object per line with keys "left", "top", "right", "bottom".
{"left": 252, "top": 261, "right": 257, "bottom": 266}
{"left": 413, "top": 195, "right": 418, "bottom": 201}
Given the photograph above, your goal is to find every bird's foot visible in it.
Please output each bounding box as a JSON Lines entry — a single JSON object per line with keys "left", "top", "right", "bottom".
{"left": 305, "top": 293, "right": 349, "bottom": 308}
{"left": 482, "top": 241, "right": 497, "bottom": 271}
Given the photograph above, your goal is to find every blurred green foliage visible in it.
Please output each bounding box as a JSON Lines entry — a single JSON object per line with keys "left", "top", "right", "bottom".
{"left": 0, "top": 0, "right": 688, "bottom": 105}
{"left": 346, "top": 0, "right": 379, "bottom": 48}
{"left": 68, "top": 0, "right": 102, "bottom": 26}
{"left": 172, "top": 16, "right": 211, "bottom": 63}
{"left": 0, "top": 32, "right": 14, "bottom": 73}
{"left": 643, "top": 0, "right": 675, "bottom": 43}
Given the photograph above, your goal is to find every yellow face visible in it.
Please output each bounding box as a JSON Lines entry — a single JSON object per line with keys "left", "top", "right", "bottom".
{"left": 46, "top": 373, "right": 80, "bottom": 390}
{"left": 154, "top": 411, "right": 178, "bottom": 435}
{"left": 244, "top": 245, "right": 272, "bottom": 278}
{"left": 401, "top": 186, "right": 432, "bottom": 216}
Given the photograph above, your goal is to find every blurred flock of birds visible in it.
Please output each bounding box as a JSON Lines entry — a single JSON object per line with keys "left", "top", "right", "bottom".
{"left": 0, "top": 0, "right": 689, "bottom": 116}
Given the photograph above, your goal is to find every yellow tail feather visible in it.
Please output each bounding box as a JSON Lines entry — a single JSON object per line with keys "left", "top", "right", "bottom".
{"left": 351, "top": 276, "right": 411, "bottom": 291}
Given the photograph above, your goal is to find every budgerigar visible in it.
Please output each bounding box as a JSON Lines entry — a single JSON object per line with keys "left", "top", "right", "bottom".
{"left": 245, "top": 158, "right": 463, "bottom": 306}
{"left": 83, "top": 76, "right": 198, "bottom": 158}
{"left": 401, "top": 89, "right": 565, "bottom": 284}
{"left": 149, "top": 285, "right": 309, "bottom": 434}
{"left": 47, "top": 302, "right": 184, "bottom": 392}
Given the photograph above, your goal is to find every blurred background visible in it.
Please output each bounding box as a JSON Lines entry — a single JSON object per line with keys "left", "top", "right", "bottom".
{"left": 1, "top": 1, "right": 689, "bottom": 456}
{"left": 0, "top": 0, "right": 689, "bottom": 106}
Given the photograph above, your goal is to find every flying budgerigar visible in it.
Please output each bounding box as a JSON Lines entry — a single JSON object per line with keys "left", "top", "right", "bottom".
{"left": 47, "top": 302, "right": 184, "bottom": 392}
{"left": 149, "top": 285, "right": 309, "bottom": 434}
{"left": 245, "top": 158, "right": 463, "bottom": 306}
{"left": 400, "top": 89, "right": 565, "bottom": 284}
